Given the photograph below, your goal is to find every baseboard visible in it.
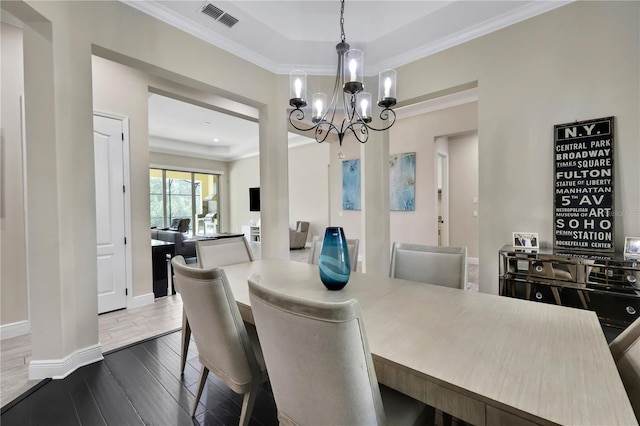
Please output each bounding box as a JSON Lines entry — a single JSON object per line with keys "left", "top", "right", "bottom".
{"left": 28, "top": 343, "right": 103, "bottom": 379}
{"left": 468, "top": 257, "right": 479, "bottom": 265}
{"left": 128, "top": 292, "right": 155, "bottom": 309}
{"left": 0, "top": 320, "right": 30, "bottom": 340}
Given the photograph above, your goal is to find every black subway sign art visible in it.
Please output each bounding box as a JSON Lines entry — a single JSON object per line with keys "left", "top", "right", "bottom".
{"left": 554, "top": 117, "right": 614, "bottom": 252}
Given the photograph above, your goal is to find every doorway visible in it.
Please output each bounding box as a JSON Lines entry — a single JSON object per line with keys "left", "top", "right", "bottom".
{"left": 436, "top": 151, "right": 449, "bottom": 247}
{"left": 93, "top": 113, "right": 130, "bottom": 313}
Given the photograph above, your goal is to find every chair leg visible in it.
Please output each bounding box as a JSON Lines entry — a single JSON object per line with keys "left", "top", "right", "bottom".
{"left": 181, "top": 310, "right": 191, "bottom": 374}
{"left": 192, "top": 366, "right": 209, "bottom": 417}
{"left": 442, "top": 411, "right": 453, "bottom": 426}
{"left": 577, "top": 290, "right": 589, "bottom": 309}
{"left": 551, "top": 287, "right": 562, "bottom": 305}
{"left": 239, "top": 381, "right": 260, "bottom": 426}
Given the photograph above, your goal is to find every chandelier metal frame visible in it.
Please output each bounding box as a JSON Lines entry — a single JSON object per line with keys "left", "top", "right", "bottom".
{"left": 288, "top": 0, "right": 397, "bottom": 146}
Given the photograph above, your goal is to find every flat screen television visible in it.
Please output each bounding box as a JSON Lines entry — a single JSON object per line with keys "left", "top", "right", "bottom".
{"left": 249, "top": 187, "right": 260, "bottom": 212}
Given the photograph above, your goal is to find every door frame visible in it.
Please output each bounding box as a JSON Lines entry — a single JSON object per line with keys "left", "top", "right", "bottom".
{"left": 94, "top": 111, "right": 133, "bottom": 309}
{"left": 435, "top": 151, "right": 449, "bottom": 247}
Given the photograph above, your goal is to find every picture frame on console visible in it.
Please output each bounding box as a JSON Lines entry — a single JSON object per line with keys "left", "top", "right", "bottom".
{"left": 513, "top": 232, "right": 539, "bottom": 250}
{"left": 623, "top": 237, "right": 640, "bottom": 257}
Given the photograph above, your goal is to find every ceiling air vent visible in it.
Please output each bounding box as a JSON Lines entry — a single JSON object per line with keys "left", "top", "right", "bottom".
{"left": 218, "top": 13, "right": 239, "bottom": 28}
{"left": 201, "top": 4, "right": 224, "bottom": 20}
{"left": 200, "top": 3, "right": 239, "bottom": 28}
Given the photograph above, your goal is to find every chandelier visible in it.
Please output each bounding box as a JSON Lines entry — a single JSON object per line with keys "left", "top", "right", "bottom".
{"left": 288, "top": 0, "right": 397, "bottom": 147}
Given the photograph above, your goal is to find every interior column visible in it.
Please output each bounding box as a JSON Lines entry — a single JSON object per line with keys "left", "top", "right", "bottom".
{"left": 361, "top": 130, "right": 390, "bottom": 275}
{"left": 258, "top": 75, "right": 290, "bottom": 260}
{"left": 13, "top": 0, "right": 102, "bottom": 378}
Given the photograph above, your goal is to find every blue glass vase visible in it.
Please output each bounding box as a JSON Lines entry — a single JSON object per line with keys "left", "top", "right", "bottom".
{"left": 319, "top": 227, "right": 350, "bottom": 290}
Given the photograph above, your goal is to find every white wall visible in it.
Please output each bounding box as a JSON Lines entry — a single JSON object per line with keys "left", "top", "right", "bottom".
{"left": 389, "top": 104, "right": 477, "bottom": 247}
{"left": 1, "top": 22, "right": 28, "bottom": 328}
{"left": 448, "top": 132, "right": 479, "bottom": 259}
{"left": 228, "top": 140, "right": 330, "bottom": 244}
{"left": 288, "top": 142, "right": 330, "bottom": 244}
{"left": 228, "top": 155, "right": 260, "bottom": 233}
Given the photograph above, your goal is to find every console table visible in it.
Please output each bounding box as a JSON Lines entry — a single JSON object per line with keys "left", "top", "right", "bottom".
{"left": 499, "top": 245, "right": 640, "bottom": 330}
{"left": 151, "top": 239, "right": 174, "bottom": 298}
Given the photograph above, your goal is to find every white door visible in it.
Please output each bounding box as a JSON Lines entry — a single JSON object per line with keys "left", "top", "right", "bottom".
{"left": 94, "top": 115, "right": 127, "bottom": 313}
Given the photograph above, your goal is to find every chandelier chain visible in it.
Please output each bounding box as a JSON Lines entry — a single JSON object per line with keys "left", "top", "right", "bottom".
{"left": 340, "top": 0, "right": 345, "bottom": 43}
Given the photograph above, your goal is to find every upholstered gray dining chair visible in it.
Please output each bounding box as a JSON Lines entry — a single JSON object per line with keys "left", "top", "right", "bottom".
{"left": 308, "top": 235, "right": 359, "bottom": 272}
{"left": 171, "top": 257, "right": 267, "bottom": 424}
{"left": 177, "top": 236, "right": 255, "bottom": 374}
{"left": 248, "top": 275, "right": 433, "bottom": 425}
{"left": 196, "top": 236, "right": 254, "bottom": 269}
{"left": 609, "top": 317, "right": 640, "bottom": 419}
{"left": 389, "top": 242, "right": 467, "bottom": 289}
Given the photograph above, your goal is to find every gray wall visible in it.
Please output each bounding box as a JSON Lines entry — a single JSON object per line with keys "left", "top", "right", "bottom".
{"left": 449, "top": 132, "right": 479, "bottom": 259}
{"left": 397, "top": 1, "right": 639, "bottom": 292}
{"left": 1, "top": 22, "right": 28, "bottom": 330}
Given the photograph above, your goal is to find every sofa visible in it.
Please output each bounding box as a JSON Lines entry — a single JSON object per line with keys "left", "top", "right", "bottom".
{"left": 289, "top": 221, "right": 310, "bottom": 249}
{"left": 151, "top": 229, "right": 196, "bottom": 260}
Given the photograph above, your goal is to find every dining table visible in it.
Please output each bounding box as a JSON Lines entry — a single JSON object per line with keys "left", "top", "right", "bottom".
{"left": 221, "top": 259, "right": 637, "bottom": 426}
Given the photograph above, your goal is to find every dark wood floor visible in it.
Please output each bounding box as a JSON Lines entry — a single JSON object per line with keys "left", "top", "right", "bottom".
{"left": 0, "top": 331, "right": 278, "bottom": 426}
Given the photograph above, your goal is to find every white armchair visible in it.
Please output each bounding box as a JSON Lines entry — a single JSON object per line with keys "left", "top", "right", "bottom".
{"left": 289, "top": 221, "right": 310, "bottom": 249}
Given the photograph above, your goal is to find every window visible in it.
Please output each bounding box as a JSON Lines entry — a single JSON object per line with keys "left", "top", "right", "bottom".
{"left": 150, "top": 168, "right": 219, "bottom": 235}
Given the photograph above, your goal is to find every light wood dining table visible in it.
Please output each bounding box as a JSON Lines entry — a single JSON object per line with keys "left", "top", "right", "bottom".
{"left": 221, "top": 259, "right": 637, "bottom": 426}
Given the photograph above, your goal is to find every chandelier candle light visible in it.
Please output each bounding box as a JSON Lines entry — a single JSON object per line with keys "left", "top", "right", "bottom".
{"left": 288, "top": 0, "right": 397, "bottom": 146}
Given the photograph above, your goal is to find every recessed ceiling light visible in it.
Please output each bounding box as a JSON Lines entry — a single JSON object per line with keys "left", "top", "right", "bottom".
{"left": 213, "top": 138, "right": 219, "bottom": 142}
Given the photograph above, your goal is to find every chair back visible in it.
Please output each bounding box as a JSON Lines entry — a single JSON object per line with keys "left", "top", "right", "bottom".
{"left": 171, "top": 256, "right": 261, "bottom": 394}
{"left": 296, "top": 221, "right": 310, "bottom": 233}
{"left": 390, "top": 242, "right": 467, "bottom": 289}
{"left": 308, "top": 235, "right": 323, "bottom": 265}
{"left": 290, "top": 221, "right": 311, "bottom": 249}
{"left": 248, "top": 276, "right": 385, "bottom": 425}
{"left": 170, "top": 218, "right": 190, "bottom": 233}
{"left": 308, "top": 235, "right": 359, "bottom": 272}
{"left": 609, "top": 318, "right": 640, "bottom": 419}
{"left": 196, "top": 236, "right": 254, "bottom": 269}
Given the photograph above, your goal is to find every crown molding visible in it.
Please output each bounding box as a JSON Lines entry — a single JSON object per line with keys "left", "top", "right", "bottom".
{"left": 396, "top": 88, "right": 478, "bottom": 120}
{"left": 370, "top": 1, "right": 573, "bottom": 74}
{"left": 121, "top": 1, "right": 573, "bottom": 76}
{"left": 149, "top": 133, "right": 315, "bottom": 162}
{"left": 149, "top": 135, "right": 236, "bottom": 161}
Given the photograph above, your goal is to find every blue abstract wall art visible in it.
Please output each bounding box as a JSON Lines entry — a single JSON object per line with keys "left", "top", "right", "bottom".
{"left": 342, "top": 159, "right": 361, "bottom": 211}
{"left": 389, "top": 152, "right": 415, "bottom": 211}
